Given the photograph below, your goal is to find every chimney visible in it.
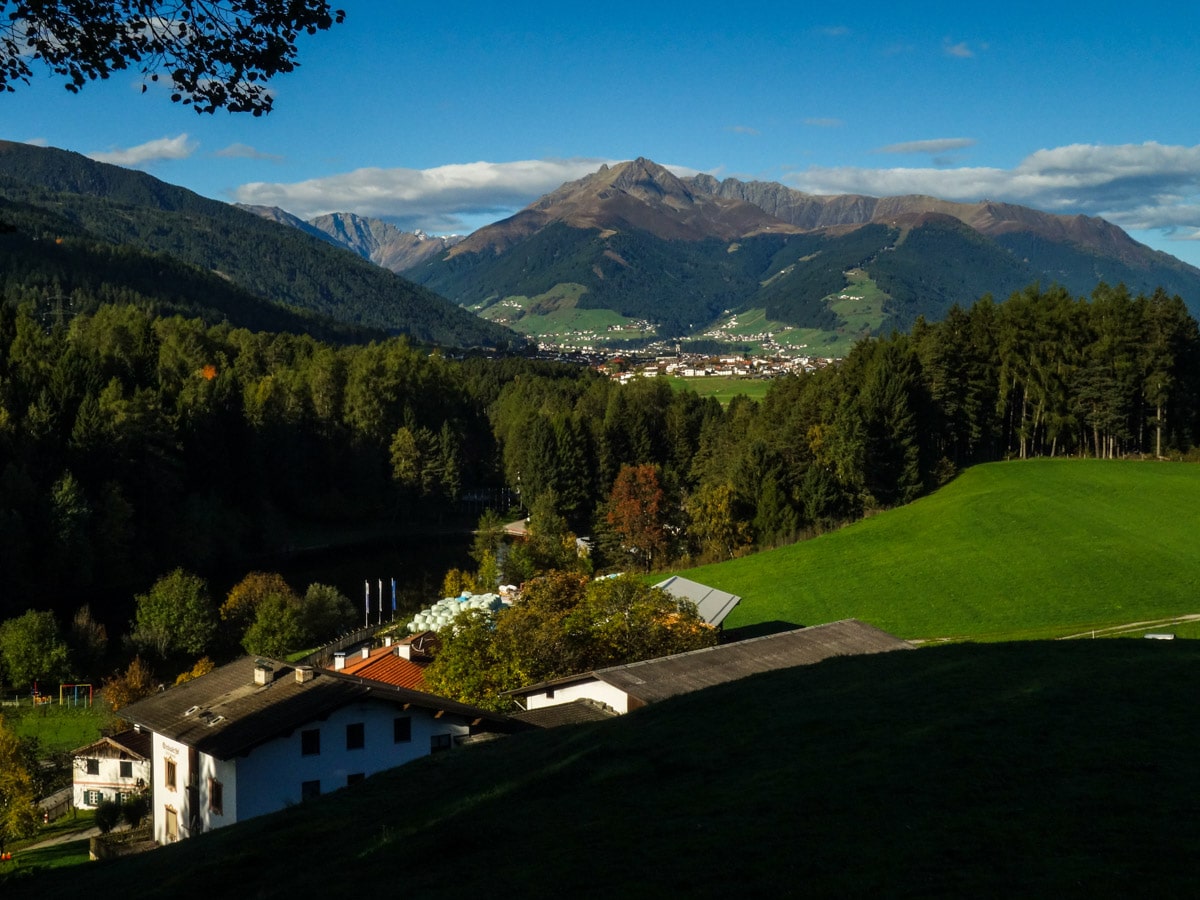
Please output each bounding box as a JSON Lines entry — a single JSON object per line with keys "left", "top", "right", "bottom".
{"left": 295, "top": 666, "right": 315, "bottom": 684}
{"left": 384, "top": 636, "right": 393, "bottom": 647}
{"left": 361, "top": 646, "right": 370, "bottom": 660}
{"left": 253, "top": 660, "right": 274, "bottom": 685}
{"left": 333, "top": 652, "right": 346, "bottom": 671}
{"left": 396, "top": 642, "right": 412, "bottom": 660}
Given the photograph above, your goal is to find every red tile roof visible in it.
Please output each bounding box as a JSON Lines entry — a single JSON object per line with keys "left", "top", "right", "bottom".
{"left": 338, "top": 647, "right": 428, "bottom": 691}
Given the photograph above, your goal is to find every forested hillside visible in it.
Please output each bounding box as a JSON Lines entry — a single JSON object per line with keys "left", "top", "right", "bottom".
{"left": 0, "top": 142, "right": 516, "bottom": 349}
{"left": 1, "top": 280, "right": 1196, "bottom": 623}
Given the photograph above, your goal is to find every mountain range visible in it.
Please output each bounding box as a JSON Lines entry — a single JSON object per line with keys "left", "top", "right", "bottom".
{"left": 4, "top": 141, "right": 1199, "bottom": 352}
{"left": 0, "top": 141, "right": 513, "bottom": 348}
{"left": 396, "top": 157, "right": 1200, "bottom": 341}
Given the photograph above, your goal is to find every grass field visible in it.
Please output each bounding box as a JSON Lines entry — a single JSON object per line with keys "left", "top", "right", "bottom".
{"left": 9, "top": 639, "right": 1200, "bottom": 897}
{"left": 666, "top": 375, "right": 772, "bottom": 404}
{"left": 666, "top": 458, "right": 1200, "bottom": 641}
{"left": 476, "top": 284, "right": 656, "bottom": 343}
{"left": 5, "top": 703, "right": 110, "bottom": 754}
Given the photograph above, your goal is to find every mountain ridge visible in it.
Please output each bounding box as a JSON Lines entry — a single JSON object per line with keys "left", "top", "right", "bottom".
{"left": 405, "top": 157, "right": 1200, "bottom": 339}
{"left": 0, "top": 141, "right": 515, "bottom": 348}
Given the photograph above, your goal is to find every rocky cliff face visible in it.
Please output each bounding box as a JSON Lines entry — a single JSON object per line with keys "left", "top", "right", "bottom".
{"left": 238, "top": 206, "right": 464, "bottom": 273}
{"left": 307, "top": 213, "right": 464, "bottom": 273}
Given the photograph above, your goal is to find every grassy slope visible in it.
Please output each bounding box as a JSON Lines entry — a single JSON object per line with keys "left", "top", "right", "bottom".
{"left": 7, "top": 704, "right": 111, "bottom": 755}
{"left": 671, "top": 459, "right": 1200, "bottom": 641}
{"left": 8, "top": 640, "right": 1200, "bottom": 897}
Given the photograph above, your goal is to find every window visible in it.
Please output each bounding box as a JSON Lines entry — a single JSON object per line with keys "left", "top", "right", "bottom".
{"left": 430, "top": 733, "right": 452, "bottom": 753}
{"left": 85, "top": 758, "right": 99, "bottom": 775}
{"left": 347, "top": 773, "right": 365, "bottom": 786}
{"left": 165, "top": 806, "right": 178, "bottom": 842}
{"left": 300, "top": 780, "right": 321, "bottom": 801}
{"left": 301, "top": 728, "right": 320, "bottom": 756}
{"left": 393, "top": 717, "right": 412, "bottom": 744}
{"left": 346, "top": 722, "right": 364, "bottom": 750}
{"left": 208, "top": 777, "right": 223, "bottom": 816}
{"left": 84, "top": 789, "right": 103, "bottom": 806}
{"left": 119, "top": 760, "right": 133, "bottom": 778}
{"left": 545, "top": 689, "right": 556, "bottom": 699}
{"left": 165, "top": 758, "right": 177, "bottom": 790}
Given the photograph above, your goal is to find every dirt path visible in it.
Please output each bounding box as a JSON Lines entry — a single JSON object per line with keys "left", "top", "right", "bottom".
{"left": 1058, "top": 613, "right": 1200, "bottom": 640}
{"left": 18, "top": 824, "right": 100, "bottom": 852}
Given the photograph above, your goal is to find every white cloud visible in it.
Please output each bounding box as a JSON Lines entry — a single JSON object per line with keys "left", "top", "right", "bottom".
{"left": 876, "top": 138, "right": 977, "bottom": 155}
{"left": 785, "top": 141, "right": 1200, "bottom": 238}
{"left": 88, "top": 134, "right": 197, "bottom": 167}
{"left": 943, "top": 39, "right": 974, "bottom": 58}
{"left": 804, "top": 118, "right": 845, "bottom": 128}
{"left": 728, "top": 125, "right": 760, "bottom": 136}
{"left": 233, "top": 157, "right": 622, "bottom": 231}
{"left": 215, "top": 143, "right": 283, "bottom": 162}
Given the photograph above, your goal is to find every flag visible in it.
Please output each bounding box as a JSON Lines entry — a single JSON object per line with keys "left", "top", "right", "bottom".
{"left": 391, "top": 578, "right": 397, "bottom": 612}
{"left": 364, "top": 580, "right": 370, "bottom": 626}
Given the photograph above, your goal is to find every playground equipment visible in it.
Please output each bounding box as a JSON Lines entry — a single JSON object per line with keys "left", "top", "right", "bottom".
{"left": 58, "top": 683, "right": 94, "bottom": 707}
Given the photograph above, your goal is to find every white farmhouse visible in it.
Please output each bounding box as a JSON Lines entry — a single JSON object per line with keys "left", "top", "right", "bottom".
{"left": 119, "top": 657, "right": 518, "bottom": 844}
{"left": 71, "top": 729, "right": 152, "bottom": 809}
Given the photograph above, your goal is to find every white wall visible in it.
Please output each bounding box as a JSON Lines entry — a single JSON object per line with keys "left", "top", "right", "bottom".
{"left": 524, "top": 678, "right": 631, "bottom": 714}
{"left": 150, "top": 735, "right": 189, "bottom": 845}
{"left": 72, "top": 753, "right": 150, "bottom": 809}
{"left": 233, "top": 701, "right": 468, "bottom": 822}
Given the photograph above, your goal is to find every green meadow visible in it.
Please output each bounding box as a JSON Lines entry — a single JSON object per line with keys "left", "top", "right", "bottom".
{"left": 6, "top": 703, "right": 110, "bottom": 755}
{"left": 666, "top": 375, "right": 772, "bottom": 404}
{"left": 669, "top": 458, "right": 1200, "bottom": 641}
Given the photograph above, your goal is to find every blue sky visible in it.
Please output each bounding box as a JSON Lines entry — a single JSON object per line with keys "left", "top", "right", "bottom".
{"left": 7, "top": 2, "right": 1200, "bottom": 267}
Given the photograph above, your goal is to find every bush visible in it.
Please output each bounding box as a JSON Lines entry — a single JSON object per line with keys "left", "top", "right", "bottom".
{"left": 94, "top": 799, "right": 121, "bottom": 834}
{"left": 121, "top": 793, "right": 149, "bottom": 828}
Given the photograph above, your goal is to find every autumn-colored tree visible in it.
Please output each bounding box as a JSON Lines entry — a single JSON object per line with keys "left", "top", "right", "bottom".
{"left": 102, "top": 657, "right": 157, "bottom": 712}
{"left": 174, "top": 657, "right": 216, "bottom": 686}
{"left": 685, "top": 482, "right": 752, "bottom": 562}
{"left": 441, "top": 569, "right": 476, "bottom": 599}
{"left": 606, "top": 463, "right": 670, "bottom": 571}
{"left": 0, "top": 716, "right": 39, "bottom": 855}
{"left": 220, "top": 572, "right": 298, "bottom": 633}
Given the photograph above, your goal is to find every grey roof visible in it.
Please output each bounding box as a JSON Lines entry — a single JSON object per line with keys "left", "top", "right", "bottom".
{"left": 510, "top": 699, "right": 618, "bottom": 729}
{"left": 654, "top": 575, "right": 741, "bottom": 627}
{"left": 510, "top": 619, "right": 912, "bottom": 705}
{"left": 119, "top": 656, "right": 517, "bottom": 760}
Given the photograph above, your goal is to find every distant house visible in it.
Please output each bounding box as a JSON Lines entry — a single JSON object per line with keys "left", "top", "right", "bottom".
{"left": 654, "top": 576, "right": 741, "bottom": 628}
{"left": 71, "top": 729, "right": 152, "bottom": 809}
{"left": 119, "top": 657, "right": 519, "bottom": 844}
{"left": 507, "top": 619, "right": 913, "bottom": 715}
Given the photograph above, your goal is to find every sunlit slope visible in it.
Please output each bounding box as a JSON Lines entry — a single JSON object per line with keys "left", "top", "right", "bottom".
{"left": 674, "top": 459, "right": 1200, "bottom": 640}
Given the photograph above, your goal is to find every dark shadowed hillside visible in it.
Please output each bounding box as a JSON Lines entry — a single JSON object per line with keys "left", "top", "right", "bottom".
{"left": 0, "top": 141, "right": 517, "bottom": 348}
